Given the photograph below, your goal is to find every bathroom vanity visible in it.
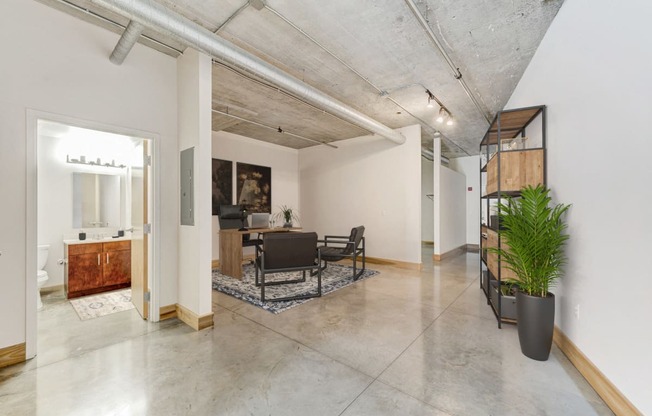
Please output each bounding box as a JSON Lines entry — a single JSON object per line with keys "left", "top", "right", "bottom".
{"left": 64, "top": 239, "right": 131, "bottom": 299}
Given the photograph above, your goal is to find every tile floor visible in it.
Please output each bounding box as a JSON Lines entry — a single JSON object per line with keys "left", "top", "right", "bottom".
{"left": 0, "top": 249, "right": 613, "bottom": 415}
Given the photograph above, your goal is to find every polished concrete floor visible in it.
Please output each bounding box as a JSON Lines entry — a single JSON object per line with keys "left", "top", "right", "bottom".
{"left": 0, "top": 250, "right": 613, "bottom": 415}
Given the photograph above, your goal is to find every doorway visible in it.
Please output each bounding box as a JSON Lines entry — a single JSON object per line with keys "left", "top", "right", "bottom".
{"left": 26, "top": 112, "right": 158, "bottom": 360}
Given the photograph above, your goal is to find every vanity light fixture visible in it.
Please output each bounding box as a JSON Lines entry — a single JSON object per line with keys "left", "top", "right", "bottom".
{"left": 66, "top": 155, "right": 126, "bottom": 169}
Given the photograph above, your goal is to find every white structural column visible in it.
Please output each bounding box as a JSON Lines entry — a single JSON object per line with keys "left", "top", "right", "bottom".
{"left": 433, "top": 136, "right": 442, "bottom": 256}
{"left": 177, "top": 48, "right": 213, "bottom": 325}
{"left": 433, "top": 137, "right": 466, "bottom": 258}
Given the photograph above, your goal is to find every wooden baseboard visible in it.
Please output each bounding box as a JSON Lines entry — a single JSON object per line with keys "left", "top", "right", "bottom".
{"left": 159, "top": 304, "right": 178, "bottom": 321}
{"left": 433, "top": 245, "right": 466, "bottom": 262}
{"left": 421, "top": 240, "right": 434, "bottom": 246}
{"left": 360, "top": 256, "right": 422, "bottom": 271}
{"left": 553, "top": 327, "right": 641, "bottom": 416}
{"left": 211, "top": 259, "right": 220, "bottom": 269}
{"left": 41, "top": 284, "right": 64, "bottom": 294}
{"left": 176, "top": 304, "right": 214, "bottom": 331}
{"left": 0, "top": 342, "right": 26, "bottom": 368}
{"left": 466, "top": 244, "right": 480, "bottom": 252}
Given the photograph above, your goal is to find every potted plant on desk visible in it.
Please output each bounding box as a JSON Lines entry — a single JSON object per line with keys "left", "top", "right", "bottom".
{"left": 489, "top": 184, "right": 571, "bottom": 361}
{"left": 274, "top": 205, "right": 299, "bottom": 228}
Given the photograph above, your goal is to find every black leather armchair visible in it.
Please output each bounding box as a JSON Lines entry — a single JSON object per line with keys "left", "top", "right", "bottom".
{"left": 316, "top": 226, "right": 365, "bottom": 280}
{"left": 254, "top": 232, "right": 321, "bottom": 302}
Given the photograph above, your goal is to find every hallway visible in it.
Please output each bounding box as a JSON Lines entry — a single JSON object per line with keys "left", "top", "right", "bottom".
{"left": 0, "top": 250, "right": 611, "bottom": 415}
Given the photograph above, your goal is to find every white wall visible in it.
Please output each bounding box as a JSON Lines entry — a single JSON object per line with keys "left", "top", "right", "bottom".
{"left": 506, "top": 0, "right": 652, "bottom": 412}
{"left": 211, "top": 131, "right": 299, "bottom": 259}
{"left": 177, "top": 49, "right": 212, "bottom": 316}
{"left": 299, "top": 125, "right": 422, "bottom": 264}
{"left": 0, "top": 0, "right": 178, "bottom": 353}
{"left": 435, "top": 166, "right": 467, "bottom": 255}
{"left": 449, "top": 156, "right": 480, "bottom": 246}
{"left": 421, "top": 158, "right": 435, "bottom": 242}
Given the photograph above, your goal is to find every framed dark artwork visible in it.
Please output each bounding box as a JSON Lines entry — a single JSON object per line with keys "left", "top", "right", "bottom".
{"left": 236, "top": 162, "right": 271, "bottom": 213}
{"left": 212, "top": 158, "right": 233, "bottom": 216}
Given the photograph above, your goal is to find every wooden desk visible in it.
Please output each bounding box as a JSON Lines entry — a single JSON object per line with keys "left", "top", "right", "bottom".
{"left": 219, "top": 227, "right": 292, "bottom": 279}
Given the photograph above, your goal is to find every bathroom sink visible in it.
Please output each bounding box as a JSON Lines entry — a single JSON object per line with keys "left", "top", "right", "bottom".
{"left": 63, "top": 236, "right": 130, "bottom": 245}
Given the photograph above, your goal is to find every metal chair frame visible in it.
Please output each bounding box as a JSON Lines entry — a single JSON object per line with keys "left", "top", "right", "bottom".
{"left": 254, "top": 234, "right": 322, "bottom": 302}
{"left": 314, "top": 232, "right": 365, "bottom": 281}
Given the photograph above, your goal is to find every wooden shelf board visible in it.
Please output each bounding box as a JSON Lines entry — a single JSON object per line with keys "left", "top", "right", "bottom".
{"left": 481, "top": 106, "right": 544, "bottom": 145}
{"left": 481, "top": 191, "right": 522, "bottom": 199}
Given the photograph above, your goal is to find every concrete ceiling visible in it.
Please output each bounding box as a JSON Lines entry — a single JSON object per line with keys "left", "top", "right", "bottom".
{"left": 38, "top": 0, "right": 564, "bottom": 158}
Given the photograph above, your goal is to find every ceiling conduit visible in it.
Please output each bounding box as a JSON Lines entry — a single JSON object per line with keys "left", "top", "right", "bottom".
{"left": 404, "top": 0, "right": 492, "bottom": 124}
{"left": 110, "top": 20, "right": 145, "bottom": 65}
{"left": 89, "top": 0, "right": 407, "bottom": 145}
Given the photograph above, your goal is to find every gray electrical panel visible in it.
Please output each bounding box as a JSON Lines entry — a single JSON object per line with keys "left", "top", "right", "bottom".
{"left": 180, "top": 147, "right": 194, "bottom": 226}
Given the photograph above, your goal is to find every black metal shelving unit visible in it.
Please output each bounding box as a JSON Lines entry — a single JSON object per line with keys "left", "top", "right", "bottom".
{"left": 479, "top": 105, "right": 547, "bottom": 328}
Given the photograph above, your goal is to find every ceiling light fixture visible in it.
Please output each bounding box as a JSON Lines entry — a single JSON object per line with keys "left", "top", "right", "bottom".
{"left": 436, "top": 107, "right": 447, "bottom": 123}
{"left": 425, "top": 90, "right": 435, "bottom": 108}
{"left": 426, "top": 89, "right": 454, "bottom": 126}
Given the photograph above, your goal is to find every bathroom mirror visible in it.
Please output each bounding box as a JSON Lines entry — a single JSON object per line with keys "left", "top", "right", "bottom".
{"left": 72, "top": 173, "right": 121, "bottom": 228}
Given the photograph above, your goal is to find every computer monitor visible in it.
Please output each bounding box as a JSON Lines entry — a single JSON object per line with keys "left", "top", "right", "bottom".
{"left": 250, "top": 213, "right": 270, "bottom": 229}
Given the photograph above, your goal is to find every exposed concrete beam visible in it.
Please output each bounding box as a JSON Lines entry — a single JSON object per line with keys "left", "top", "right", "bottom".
{"left": 89, "top": 0, "right": 406, "bottom": 145}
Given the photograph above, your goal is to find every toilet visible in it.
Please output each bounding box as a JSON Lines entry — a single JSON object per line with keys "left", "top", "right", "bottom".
{"left": 37, "top": 244, "right": 50, "bottom": 310}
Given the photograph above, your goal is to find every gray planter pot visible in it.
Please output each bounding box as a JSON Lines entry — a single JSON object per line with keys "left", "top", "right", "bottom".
{"left": 490, "top": 281, "right": 517, "bottom": 321}
{"left": 516, "top": 291, "right": 555, "bottom": 361}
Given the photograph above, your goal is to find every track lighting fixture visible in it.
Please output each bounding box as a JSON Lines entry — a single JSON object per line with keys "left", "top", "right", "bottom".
{"left": 425, "top": 88, "right": 454, "bottom": 126}
{"left": 436, "top": 107, "right": 447, "bottom": 123}
{"left": 425, "top": 89, "right": 435, "bottom": 108}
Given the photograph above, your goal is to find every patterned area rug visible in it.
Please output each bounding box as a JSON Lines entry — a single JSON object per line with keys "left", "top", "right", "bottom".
{"left": 69, "top": 289, "right": 134, "bottom": 321}
{"left": 212, "top": 263, "right": 379, "bottom": 314}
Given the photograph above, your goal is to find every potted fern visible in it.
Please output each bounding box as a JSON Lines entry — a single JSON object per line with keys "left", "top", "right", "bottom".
{"left": 274, "top": 205, "right": 299, "bottom": 228}
{"left": 491, "top": 184, "right": 571, "bottom": 361}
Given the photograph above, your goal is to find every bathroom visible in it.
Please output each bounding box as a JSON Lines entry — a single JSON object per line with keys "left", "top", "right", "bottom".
{"left": 36, "top": 119, "right": 149, "bottom": 318}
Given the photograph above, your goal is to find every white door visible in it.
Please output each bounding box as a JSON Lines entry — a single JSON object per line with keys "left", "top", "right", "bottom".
{"left": 130, "top": 140, "right": 149, "bottom": 319}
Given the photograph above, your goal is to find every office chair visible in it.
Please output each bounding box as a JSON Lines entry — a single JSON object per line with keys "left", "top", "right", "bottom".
{"left": 218, "top": 204, "right": 263, "bottom": 250}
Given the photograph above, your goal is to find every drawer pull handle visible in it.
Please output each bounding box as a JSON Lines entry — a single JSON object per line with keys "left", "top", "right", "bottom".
{"left": 106, "top": 253, "right": 110, "bottom": 264}
{"left": 97, "top": 254, "right": 100, "bottom": 265}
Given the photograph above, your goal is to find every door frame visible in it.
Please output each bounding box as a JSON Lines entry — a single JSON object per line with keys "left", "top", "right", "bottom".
{"left": 26, "top": 109, "right": 160, "bottom": 359}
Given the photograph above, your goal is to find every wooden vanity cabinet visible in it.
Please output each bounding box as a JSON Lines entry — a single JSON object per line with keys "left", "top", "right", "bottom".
{"left": 102, "top": 241, "right": 131, "bottom": 286}
{"left": 65, "top": 240, "right": 131, "bottom": 299}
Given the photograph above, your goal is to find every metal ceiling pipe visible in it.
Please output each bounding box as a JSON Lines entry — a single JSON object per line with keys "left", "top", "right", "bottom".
{"left": 109, "top": 20, "right": 145, "bottom": 65}
{"left": 89, "top": 0, "right": 406, "bottom": 145}
{"left": 403, "top": 0, "right": 492, "bottom": 124}
{"left": 50, "top": 0, "right": 182, "bottom": 55}
{"left": 214, "top": 1, "right": 250, "bottom": 34}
